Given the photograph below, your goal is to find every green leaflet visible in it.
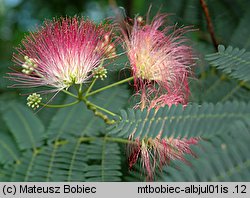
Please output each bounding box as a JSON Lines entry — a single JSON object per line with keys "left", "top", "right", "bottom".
{"left": 230, "top": 11, "right": 250, "bottom": 50}
{"left": 46, "top": 83, "right": 130, "bottom": 141}
{"left": 0, "top": 77, "right": 130, "bottom": 182}
{"left": 2, "top": 103, "right": 45, "bottom": 150}
{"left": 0, "top": 139, "right": 121, "bottom": 182}
{"left": 108, "top": 102, "right": 250, "bottom": 139}
{"left": 161, "top": 120, "right": 250, "bottom": 181}
{"left": 46, "top": 101, "right": 92, "bottom": 141}
{"left": 85, "top": 139, "right": 122, "bottom": 181}
{"left": 190, "top": 72, "right": 250, "bottom": 103}
{"left": 0, "top": 104, "right": 21, "bottom": 164}
{"left": 0, "top": 131, "right": 20, "bottom": 164}
{"left": 126, "top": 120, "right": 250, "bottom": 182}
{"left": 206, "top": 45, "right": 250, "bottom": 82}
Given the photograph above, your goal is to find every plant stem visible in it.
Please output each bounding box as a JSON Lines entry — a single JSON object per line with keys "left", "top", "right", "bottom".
{"left": 78, "top": 136, "right": 136, "bottom": 145}
{"left": 85, "top": 78, "right": 97, "bottom": 96}
{"left": 41, "top": 100, "right": 80, "bottom": 108}
{"left": 79, "top": 136, "right": 96, "bottom": 143}
{"left": 200, "top": 0, "right": 218, "bottom": 50}
{"left": 62, "top": 89, "right": 78, "bottom": 99}
{"left": 86, "top": 76, "right": 134, "bottom": 97}
{"left": 83, "top": 99, "right": 117, "bottom": 125}
{"left": 240, "top": 81, "right": 250, "bottom": 90}
{"left": 105, "top": 137, "right": 136, "bottom": 145}
{"left": 79, "top": 83, "right": 83, "bottom": 93}
{"left": 85, "top": 101, "right": 117, "bottom": 117}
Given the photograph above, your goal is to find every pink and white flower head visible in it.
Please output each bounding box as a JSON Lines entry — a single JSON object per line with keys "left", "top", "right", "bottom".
{"left": 121, "top": 12, "right": 198, "bottom": 180}
{"left": 128, "top": 135, "right": 199, "bottom": 180}
{"left": 120, "top": 14, "right": 195, "bottom": 109}
{"left": 9, "top": 17, "right": 115, "bottom": 93}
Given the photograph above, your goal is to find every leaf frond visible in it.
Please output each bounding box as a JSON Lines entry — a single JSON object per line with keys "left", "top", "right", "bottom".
{"left": 206, "top": 45, "right": 250, "bottom": 82}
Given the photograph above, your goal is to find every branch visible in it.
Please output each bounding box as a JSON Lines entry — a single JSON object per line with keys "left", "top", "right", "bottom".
{"left": 200, "top": 0, "right": 218, "bottom": 50}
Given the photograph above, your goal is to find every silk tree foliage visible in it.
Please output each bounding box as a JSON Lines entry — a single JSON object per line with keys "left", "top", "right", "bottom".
{"left": 1, "top": 0, "right": 250, "bottom": 181}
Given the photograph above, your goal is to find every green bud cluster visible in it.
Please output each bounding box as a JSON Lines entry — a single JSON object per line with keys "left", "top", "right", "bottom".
{"left": 27, "top": 93, "right": 42, "bottom": 110}
{"left": 93, "top": 67, "right": 107, "bottom": 80}
{"left": 22, "top": 56, "right": 38, "bottom": 75}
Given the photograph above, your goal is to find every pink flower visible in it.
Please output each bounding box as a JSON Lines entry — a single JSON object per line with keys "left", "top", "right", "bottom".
{"left": 128, "top": 136, "right": 199, "bottom": 180}
{"left": 120, "top": 14, "right": 195, "bottom": 109}
{"left": 121, "top": 13, "right": 198, "bottom": 180}
{"left": 9, "top": 17, "right": 115, "bottom": 93}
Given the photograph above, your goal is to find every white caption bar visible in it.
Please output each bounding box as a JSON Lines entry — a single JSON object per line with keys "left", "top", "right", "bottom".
{"left": 0, "top": 182, "right": 249, "bottom": 198}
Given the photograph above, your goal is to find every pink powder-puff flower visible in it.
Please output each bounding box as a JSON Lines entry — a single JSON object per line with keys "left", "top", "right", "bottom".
{"left": 128, "top": 135, "right": 199, "bottom": 181}
{"left": 121, "top": 12, "right": 198, "bottom": 180}
{"left": 8, "top": 17, "right": 116, "bottom": 93}
{"left": 120, "top": 14, "right": 195, "bottom": 109}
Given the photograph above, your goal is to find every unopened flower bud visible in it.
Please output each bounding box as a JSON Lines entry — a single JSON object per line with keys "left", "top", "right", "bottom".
{"left": 27, "top": 93, "right": 42, "bottom": 110}
{"left": 93, "top": 67, "right": 107, "bottom": 80}
{"left": 137, "top": 16, "right": 143, "bottom": 23}
{"left": 22, "top": 56, "right": 38, "bottom": 75}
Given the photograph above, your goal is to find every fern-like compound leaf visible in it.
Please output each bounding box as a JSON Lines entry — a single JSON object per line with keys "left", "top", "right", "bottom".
{"left": 109, "top": 102, "right": 250, "bottom": 139}
{"left": 206, "top": 45, "right": 250, "bottom": 82}
{"left": 161, "top": 120, "right": 250, "bottom": 181}
{"left": 2, "top": 103, "right": 45, "bottom": 150}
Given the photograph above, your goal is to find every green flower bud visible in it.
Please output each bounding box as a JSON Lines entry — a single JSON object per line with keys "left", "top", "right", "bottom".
{"left": 22, "top": 56, "right": 38, "bottom": 75}
{"left": 93, "top": 67, "right": 107, "bottom": 80}
{"left": 27, "top": 93, "right": 42, "bottom": 110}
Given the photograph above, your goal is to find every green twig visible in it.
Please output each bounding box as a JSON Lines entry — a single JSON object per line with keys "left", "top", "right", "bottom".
{"left": 79, "top": 136, "right": 97, "bottom": 143}
{"left": 78, "top": 136, "right": 136, "bottom": 145}
{"left": 85, "top": 78, "right": 97, "bottom": 96}
{"left": 83, "top": 99, "right": 116, "bottom": 125}
{"left": 105, "top": 137, "right": 136, "bottom": 145}
{"left": 41, "top": 100, "right": 80, "bottom": 108}
{"left": 86, "top": 76, "right": 134, "bottom": 97}
{"left": 62, "top": 89, "right": 78, "bottom": 99}
{"left": 85, "top": 101, "right": 117, "bottom": 117}
{"left": 240, "top": 81, "right": 250, "bottom": 90}
{"left": 200, "top": 0, "right": 218, "bottom": 50}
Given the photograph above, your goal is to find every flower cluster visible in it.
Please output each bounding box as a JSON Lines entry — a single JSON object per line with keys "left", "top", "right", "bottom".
{"left": 26, "top": 93, "right": 42, "bottom": 110}
{"left": 21, "top": 56, "right": 38, "bottom": 75}
{"left": 92, "top": 66, "right": 108, "bottom": 80}
{"left": 120, "top": 14, "right": 198, "bottom": 179}
{"left": 8, "top": 13, "right": 198, "bottom": 180}
{"left": 128, "top": 136, "right": 199, "bottom": 180}
{"left": 120, "top": 14, "right": 195, "bottom": 109}
{"left": 9, "top": 17, "right": 116, "bottom": 92}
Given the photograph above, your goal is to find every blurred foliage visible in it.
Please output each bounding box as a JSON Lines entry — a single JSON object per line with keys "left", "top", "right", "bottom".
{"left": 0, "top": 0, "right": 250, "bottom": 181}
